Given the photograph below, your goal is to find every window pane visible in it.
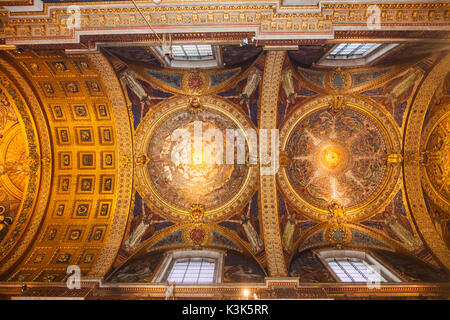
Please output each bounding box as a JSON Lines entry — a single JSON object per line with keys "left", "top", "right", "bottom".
{"left": 326, "top": 258, "right": 387, "bottom": 283}
{"left": 328, "top": 43, "right": 381, "bottom": 59}
{"left": 167, "top": 258, "right": 215, "bottom": 284}
{"left": 170, "top": 45, "right": 213, "bottom": 60}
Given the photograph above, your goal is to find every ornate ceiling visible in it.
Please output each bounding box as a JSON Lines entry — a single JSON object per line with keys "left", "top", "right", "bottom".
{"left": 0, "top": 0, "right": 449, "bottom": 300}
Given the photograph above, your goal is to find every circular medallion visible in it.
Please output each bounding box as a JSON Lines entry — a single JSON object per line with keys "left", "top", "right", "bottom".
{"left": 189, "top": 228, "right": 206, "bottom": 245}
{"left": 278, "top": 96, "right": 401, "bottom": 222}
{"left": 325, "top": 224, "right": 351, "bottom": 247}
{"left": 134, "top": 96, "right": 257, "bottom": 223}
{"left": 181, "top": 72, "right": 209, "bottom": 95}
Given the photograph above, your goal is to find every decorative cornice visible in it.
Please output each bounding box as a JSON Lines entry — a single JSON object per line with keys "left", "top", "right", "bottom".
{"left": 1, "top": 2, "right": 449, "bottom": 46}
{"left": 1, "top": 279, "right": 448, "bottom": 299}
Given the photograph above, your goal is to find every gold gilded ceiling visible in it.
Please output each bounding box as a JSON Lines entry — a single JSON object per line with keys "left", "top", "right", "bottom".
{"left": 0, "top": 42, "right": 448, "bottom": 293}
{"left": 0, "top": 80, "right": 29, "bottom": 243}
{"left": 0, "top": 50, "right": 133, "bottom": 281}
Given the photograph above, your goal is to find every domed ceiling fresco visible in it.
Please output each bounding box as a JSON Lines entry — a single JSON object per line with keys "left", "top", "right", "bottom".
{"left": 134, "top": 96, "right": 257, "bottom": 223}
{"left": 283, "top": 106, "right": 389, "bottom": 211}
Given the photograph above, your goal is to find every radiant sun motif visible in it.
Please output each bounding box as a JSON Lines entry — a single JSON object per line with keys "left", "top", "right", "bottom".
{"left": 320, "top": 145, "right": 344, "bottom": 170}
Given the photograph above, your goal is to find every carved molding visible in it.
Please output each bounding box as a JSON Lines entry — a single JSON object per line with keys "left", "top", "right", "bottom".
{"left": 1, "top": 2, "right": 449, "bottom": 45}
{"left": 403, "top": 53, "right": 450, "bottom": 270}
{"left": 259, "top": 50, "right": 287, "bottom": 277}
{"left": 86, "top": 53, "right": 133, "bottom": 278}
{"left": 0, "top": 57, "right": 52, "bottom": 275}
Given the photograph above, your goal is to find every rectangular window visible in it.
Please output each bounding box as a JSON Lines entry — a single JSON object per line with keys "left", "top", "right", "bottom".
{"left": 167, "top": 258, "right": 215, "bottom": 284}
{"left": 327, "top": 258, "right": 387, "bottom": 283}
{"left": 329, "top": 43, "right": 381, "bottom": 58}
{"left": 171, "top": 45, "right": 214, "bottom": 60}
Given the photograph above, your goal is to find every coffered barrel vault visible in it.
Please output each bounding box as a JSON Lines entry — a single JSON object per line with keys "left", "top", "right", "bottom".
{"left": 0, "top": 50, "right": 133, "bottom": 281}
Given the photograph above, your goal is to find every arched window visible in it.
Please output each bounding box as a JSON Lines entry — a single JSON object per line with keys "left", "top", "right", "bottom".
{"left": 316, "top": 249, "right": 402, "bottom": 283}
{"left": 153, "top": 249, "right": 224, "bottom": 284}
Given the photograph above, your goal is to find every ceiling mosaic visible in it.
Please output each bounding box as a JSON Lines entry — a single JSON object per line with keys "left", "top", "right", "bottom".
{"left": 100, "top": 51, "right": 268, "bottom": 277}
{"left": 0, "top": 42, "right": 449, "bottom": 290}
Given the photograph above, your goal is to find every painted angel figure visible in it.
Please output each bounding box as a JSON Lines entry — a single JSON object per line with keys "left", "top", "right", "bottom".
{"left": 227, "top": 202, "right": 264, "bottom": 254}
{"left": 282, "top": 209, "right": 300, "bottom": 252}
{"left": 239, "top": 69, "right": 262, "bottom": 115}
{"left": 120, "top": 69, "right": 153, "bottom": 120}
{"left": 281, "top": 68, "right": 297, "bottom": 114}
{"left": 384, "top": 214, "right": 422, "bottom": 251}
{"left": 375, "top": 68, "right": 424, "bottom": 112}
{"left": 385, "top": 68, "right": 423, "bottom": 106}
{"left": 124, "top": 211, "right": 163, "bottom": 251}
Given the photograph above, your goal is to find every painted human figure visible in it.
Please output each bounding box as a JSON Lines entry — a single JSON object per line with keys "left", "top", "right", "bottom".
{"left": 111, "top": 260, "right": 154, "bottom": 283}
{"left": 228, "top": 202, "right": 263, "bottom": 254}
{"left": 239, "top": 69, "right": 262, "bottom": 115}
{"left": 0, "top": 157, "right": 31, "bottom": 177}
{"left": 281, "top": 68, "right": 297, "bottom": 115}
{"left": 125, "top": 206, "right": 167, "bottom": 251}
{"left": 386, "top": 68, "right": 423, "bottom": 105}
{"left": 282, "top": 210, "right": 299, "bottom": 252}
{"left": 384, "top": 214, "right": 422, "bottom": 251}
{"left": 125, "top": 212, "right": 158, "bottom": 251}
{"left": 224, "top": 264, "right": 264, "bottom": 282}
{"left": 379, "top": 68, "right": 423, "bottom": 111}
{"left": 120, "top": 69, "right": 152, "bottom": 119}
